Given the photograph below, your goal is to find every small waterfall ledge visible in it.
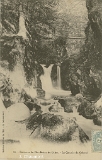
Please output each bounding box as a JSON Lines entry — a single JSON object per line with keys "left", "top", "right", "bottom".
{"left": 40, "top": 64, "right": 71, "bottom": 99}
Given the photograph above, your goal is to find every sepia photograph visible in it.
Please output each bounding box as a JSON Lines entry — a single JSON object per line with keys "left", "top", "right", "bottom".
{"left": 0, "top": 0, "right": 102, "bottom": 159}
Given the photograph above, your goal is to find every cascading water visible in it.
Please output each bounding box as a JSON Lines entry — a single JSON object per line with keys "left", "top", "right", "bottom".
{"left": 17, "top": 5, "right": 27, "bottom": 39}
{"left": 73, "top": 106, "right": 78, "bottom": 114}
{"left": 40, "top": 64, "right": 71, "bottom": 98}
{"left": 57, "top": 65, "right": 61, "bottom": 89}
{"left": 40, "top": 64, "right": 54, "bottom": 99}
{"left": 40, "top": 64, "right": 54, "bottom": 92}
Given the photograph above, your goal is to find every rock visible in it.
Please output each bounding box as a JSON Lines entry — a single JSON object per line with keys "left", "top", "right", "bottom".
{"left": 40, "top": 101, "right": 51, "bottom": 106}
{"left": 49, "top": 104, "right": 64, "bottom": 113}
{"left": 93, "top": 116, "right": 102, "bottom": 126}
{"left": 41, "top": 113, "right": 89, "bottom": 142}
{"left": 78, "top": 127, "right": 89, "bottom": 143}
{"left": 75, "top": 94, "right": 95, "bottom": 119}
{"left": 75, "top": 93, "right": 83, "bottom": 100}
{"left": 3, "top": 99, "right": 12, "bottom": 108}
{"left": 58, "top": 99, "right": 66, "bottom": 107}
{"left": 25, "top": 111, "right": 42, "bottom": 130}
{"left": 6, "top": 103, "right": 30, "bottom": 121}
{"left": 22, "top": 112, "right": 89, "bottom": 142}
{"left": 36, "top": 88, "right": 45, "bottom": 98}
{"left": 93, "top": 97, "right": 102, "bottom": 126}
{"left": 41, "top": 113, "right": 63, "bottom": 128}
{"left": 77, "top": 98, "right": 95, "bottom": 119}
{"left": 24, "top": 86, "right": 37, "bottom": 99}
{"left": 24, "top": 101, "right": 34, "bottom": 111}
{"left": 21, "top": 89, "right": 34, "bottom": 103}
{"left": 41, "top": 114, "right": 71, "bottom": 142}
{"left": 58, "top": 97, "right": 79, "bottom": 113}
{"left": 60, "top": 60, "right": 70, "bottom": 90}
{"left": 82, "top": 74, "right": 101, "bottom": 101}
{"left": 36, "top": 99, "right": 51, "bottom": 113}
{"left": 25, "top": 101, "right": 41, "bottom": 111}
{"left": 83, "top": 0, "right": 102, "bottom": 82}
{"left": 0, "top": 74, "right": 19, "bottom": 108}
{"left": 69, "top": 81, "right": 80, "bottom": 96}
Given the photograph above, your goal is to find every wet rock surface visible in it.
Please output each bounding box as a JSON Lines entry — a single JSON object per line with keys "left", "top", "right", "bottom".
{"left": 0, "top": 73, "right": 101, "bottom": 143}
{"left": 93, "top": 97, "right": 102, "bottom": 126}
{"left": 36, "top": 88, "right": 45, "bottom": 98}
{"left": 77, "top": 101, "right": 95, "bottom": 119}
{"left": 40, "top": 114, "right": 89, "bottom": 142}
{"left": 0, "top": 82, "right": 99, "bottom": 144}
{"left": 49, "top": 103, "right": 64, "bottom": 113}
{"left": 93, "top": 116, "right": 102, "bottom": 126}
{"left": 19, "top": 109, "right": 89, "bottom": 143}
{"left": 58, "top": 96, "right": 80, "bottom": 113}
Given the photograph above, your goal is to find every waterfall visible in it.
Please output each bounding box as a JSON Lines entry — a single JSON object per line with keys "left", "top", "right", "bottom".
{"left": 40, "top": 64, "right": 62, "bottom": 91}
{"left": 18, "top": 5, "right": 27, "bottom": 39}
{"left": 40, "top": 64, "right": 71, "bottom": 98}
{"left": 57, "top": 65, "right": 61, "bottom": 89}
{"left": 73, "top": 106, "right": 78, "bottom": 114}
{"left": 40, "top": 64, "right": 54, "bottom": 92}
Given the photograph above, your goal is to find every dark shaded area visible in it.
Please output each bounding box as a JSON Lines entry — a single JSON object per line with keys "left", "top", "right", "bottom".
{"left": 93, "top": 116, "right": 102, "bottom": 126}
{"left": 77, "top": 100, "right": 95, "bottom": 119}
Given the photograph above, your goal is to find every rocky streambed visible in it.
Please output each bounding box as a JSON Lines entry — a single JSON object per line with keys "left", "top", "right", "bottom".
{"left": 1, "top": 95, "right": 101, "bottom": 144}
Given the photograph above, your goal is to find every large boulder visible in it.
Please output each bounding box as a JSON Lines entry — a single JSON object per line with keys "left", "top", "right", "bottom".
{"left": 58, "top": 96, "right": 80, "bottom": 113}
{"left": 40, "top": 113, "right": 89, "bottom": 142}
{"left": 75, "top": 94, "right": 95, "bottom": 119}
{"left": 78, "top": 102, "right": 95, "bottom": 119}
{"left": 25, "top": 101, "right": 41, "bottom": 112}
{"left": 6, "top": 103, "right": 30, "bottom": 121}
{"left": 3, "top": 99, "right": 12, "bottom": 108}
{"left": 49, "top": 103, "right": 64, "bottom": 113}
{"left": 93, "top": 116, "right": 102, "bottom": 126}
{"left": 21, "top": 111, "right": 89, "bottom": 142}
{"left": 81, "top": 73, "right": 101, "bottom": 101}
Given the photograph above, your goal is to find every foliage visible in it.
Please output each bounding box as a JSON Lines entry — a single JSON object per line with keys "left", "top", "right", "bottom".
{"left": 1, "top": 0, "right": 69, "bottom": 85}
{"left": 82, "top": 0, "right": 102, "bottom": 70}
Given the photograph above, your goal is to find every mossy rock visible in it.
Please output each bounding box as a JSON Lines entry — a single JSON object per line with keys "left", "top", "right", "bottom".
{"left": 93, "top": 116, "right": 102, "bottom": 126}
{"left": 40, "top": 114, "right": 89, "bottom": 142}
{"left": 58, "top": 97, "right": 79, "bottom": 113}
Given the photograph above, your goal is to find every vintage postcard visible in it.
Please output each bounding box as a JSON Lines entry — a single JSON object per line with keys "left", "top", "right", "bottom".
{"left": 0, "top": 0, "right": 102, "bottom": 160}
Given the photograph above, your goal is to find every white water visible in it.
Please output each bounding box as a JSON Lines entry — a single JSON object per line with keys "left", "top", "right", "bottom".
{"left": 17, "top": 6, "right": 27, "bottom": 39}
{"left": 57, "top": 65, "right": 61, "bottom": 89}
{"left": 0, "top": 89, "right": 101, "bottom": 157}
{"left": 40, "top": 64, "right": 54, "bottom": 99}
{"left": 24, "top": 85, "right": 37, "bottom": 99}
{"left": 40, "top": 64, "right": 71, "bottom": 99}
{"left": 40, "top": 64, "right": 54, "bottom": 91}
{"left": 1, "top": 105, "right": 101, "bottom": 141}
